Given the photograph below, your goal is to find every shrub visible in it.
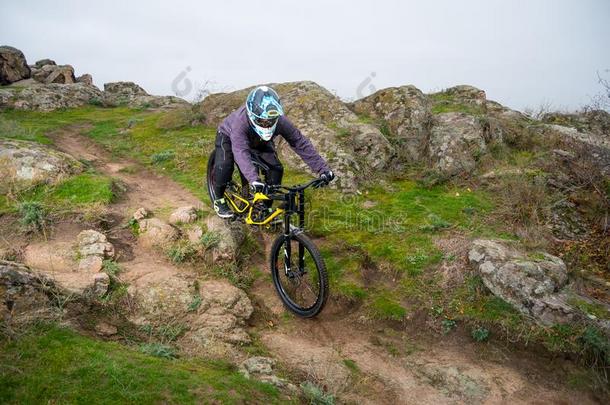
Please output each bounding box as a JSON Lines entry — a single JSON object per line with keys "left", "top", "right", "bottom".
{"left": 139, "top": 343, "right": 177, "bottom": 359}
{"left": 167, "top": 243, "right": 196, "bottom": 263}
{"left": 18, "top": 201, "right": 46, "bottom": 231}
{"left": 441, "top": 319, "right": 457, "bottom": 334}
{"left": 188, "top": 295, "right": 202, "bottom": 312}
{"left": 199, "top": 231, "right": 221, "bottom": 249}
{"left": 300, "top": 381, "right": 335, "bottom": 405}
{"left": 150, "top": 150, "right": 175, "bottom": 164}
{"left": 102, "top": 260, "right": 122, "bottom": 276}
{"left": 471, "top": 326, "right": 490, "bottom": 342}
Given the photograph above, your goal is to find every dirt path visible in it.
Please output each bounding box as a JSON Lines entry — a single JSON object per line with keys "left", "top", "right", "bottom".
{"left": 50, "top": 125, "right": 202, "bottom": 217}
{"left": 48, "top": 125, "right": 202, "bottom": 290}
{"left": 47, "top": 126, "right": 601, "bottom": 404}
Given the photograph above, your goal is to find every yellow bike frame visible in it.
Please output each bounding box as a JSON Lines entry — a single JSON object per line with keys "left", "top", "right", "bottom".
{"left": 225, "top": 191, "right": 285, "bottom": 226}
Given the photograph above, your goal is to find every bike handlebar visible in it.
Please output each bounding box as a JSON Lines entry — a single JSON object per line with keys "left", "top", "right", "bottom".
{"left": 268, "top": 177, "right": 328, "bottom": 194}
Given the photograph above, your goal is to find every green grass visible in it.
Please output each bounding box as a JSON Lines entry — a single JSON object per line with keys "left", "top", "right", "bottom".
{"left": 0, "top": 324, "right": 284, "bottom": 404}
{"left": 369, "top": 292, "right": 407, "bottom": 321}
{"left": 2, "top": 172, "right": 116, "bottom": 217}
{"left": 429, "top": 92, "right": 485, "bottom": 116}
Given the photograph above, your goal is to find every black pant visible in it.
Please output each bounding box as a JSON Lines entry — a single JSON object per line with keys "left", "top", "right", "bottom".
{"left": 213, "top": 132, "right": 284, "bottom": 198}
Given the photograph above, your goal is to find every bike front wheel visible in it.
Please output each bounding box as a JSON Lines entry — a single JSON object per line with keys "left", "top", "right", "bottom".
{"left": 270, "top": 232, "right": 329, "bottom": 318}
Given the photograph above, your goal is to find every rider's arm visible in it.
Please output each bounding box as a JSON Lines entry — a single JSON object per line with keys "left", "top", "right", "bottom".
{"left": 277, "top": 116, "right": 330, "bottom": 175}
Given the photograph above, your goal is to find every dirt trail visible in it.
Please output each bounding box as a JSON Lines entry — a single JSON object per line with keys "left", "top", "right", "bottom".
{"left": 51, "top": 125, "right": 202, "bottom": 216}
{"left": 48, "top": 125, "right": 201, "bottom": 288}
{"left": 48, "top": 126, "right": 600, "bottom": 404}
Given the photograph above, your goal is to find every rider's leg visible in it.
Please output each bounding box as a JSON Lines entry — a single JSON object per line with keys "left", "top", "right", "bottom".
{"left": 213, "top": 132, "right": 235, "bottom": 218}
{"left": 213, "top": 132, "right": 234, "bottom": 198}
{"left": 257, "top": 149, "right": 284, "bottom": 208}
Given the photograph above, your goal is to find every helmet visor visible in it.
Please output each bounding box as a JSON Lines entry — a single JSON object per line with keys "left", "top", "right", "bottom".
{"left": 253, "top": 116, "right": 278, "bottom": 128}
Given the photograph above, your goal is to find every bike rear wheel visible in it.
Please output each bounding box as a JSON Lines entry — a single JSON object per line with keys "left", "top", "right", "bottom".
{"left": 270, "top": 232, "right": 328, "bottom": 318}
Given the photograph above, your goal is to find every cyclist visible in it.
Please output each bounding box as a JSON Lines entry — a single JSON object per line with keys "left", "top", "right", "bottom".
{"left": 212, "top": 85, "right": 334, "bottom": 218}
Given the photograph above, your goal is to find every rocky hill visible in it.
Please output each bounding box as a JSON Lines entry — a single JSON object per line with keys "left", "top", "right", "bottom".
{"left": 1, "top": 46, "right": 609, "bottom": 403}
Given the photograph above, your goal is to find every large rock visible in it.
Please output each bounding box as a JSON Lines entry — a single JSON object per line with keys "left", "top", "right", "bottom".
{"left": 33, "top": 59, "right": 56, "bottom": 69}
{"left": 351, "top": 85, "right": 432, "bottom": 161}
{"left": 130, "top": 275, "right": 254, "bottom": 354}
{"left": 0, "top": 82, "right": 104, "bottom": 111}
{"left": 428, "top": 113, "right": 488, "bottom": 176}
{"left": 468, "top": 239, "right": 573, "bottom": 325}
{"left": 103, "top": 81, "right": 187, "bottom": 109}
{"left": 0, "top": 260, "right": 61, "bottom": 328}
{"left": 77, "top": 230, "right": 115, "bottom": 272}
{"left": 31, "top": 64, "right": 76, "bottom": 84}
{"left": 198, "top": 81, "right": 395, "bottom": 190}
{"left": 205, "top": 215, "right": 244, "bottom": 263}
{"left": 23, "top": 240, "right": 110, "bottom": 298}
{"left": 169, "top": 205, "right": 199, "bottom": 225}
{"left": 0, "top": 139, "right": 84, "bottom": 192}
{"left": 0, "top": 46, "right": 31, "bottom": 85}
{"left": 137, "top": 217, "right": 179, "bottom": 248}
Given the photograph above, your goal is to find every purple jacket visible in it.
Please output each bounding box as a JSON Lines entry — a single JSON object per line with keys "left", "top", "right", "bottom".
{"left": 218, "top": 105, "right": 330, "bottom": 183}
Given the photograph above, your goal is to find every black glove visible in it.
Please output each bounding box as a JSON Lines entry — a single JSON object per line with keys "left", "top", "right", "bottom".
{"left": 250, "top": 180, "right": 266, "bottom": 194}
{"left": 319, "top": 170, "right": 335, "bottom": 184}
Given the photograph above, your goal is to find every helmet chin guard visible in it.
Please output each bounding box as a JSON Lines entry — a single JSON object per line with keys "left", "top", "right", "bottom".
{"left": 246, "top": 86, "right": 284, "bottom": 141}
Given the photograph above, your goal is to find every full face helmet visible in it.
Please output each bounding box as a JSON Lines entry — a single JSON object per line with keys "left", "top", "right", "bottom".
{"left": 245, "top": 85, "right": 284, "bottom": 141}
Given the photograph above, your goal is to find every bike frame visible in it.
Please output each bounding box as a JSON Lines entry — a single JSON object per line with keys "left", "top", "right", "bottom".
{"left": 224, "top": 178, "right": 324, "bottom": 274}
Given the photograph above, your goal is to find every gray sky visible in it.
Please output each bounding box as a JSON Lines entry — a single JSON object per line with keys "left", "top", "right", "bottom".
{"left": 2, "top": 0, "right": 609, "bottom": 111}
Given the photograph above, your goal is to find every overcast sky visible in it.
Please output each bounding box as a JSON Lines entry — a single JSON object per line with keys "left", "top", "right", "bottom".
{"left": 2, "top": 0, "right": 609, "bottom": 111}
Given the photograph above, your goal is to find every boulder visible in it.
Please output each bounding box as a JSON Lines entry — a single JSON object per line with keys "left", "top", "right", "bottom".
{"left": 0, "top": 82, "right": 104, "bottom": 111}
{"left": 23, "top": 240, "right": 109, "bottom": 298}
{"left": 169, "top": 205, "right": 199, "bottom": 225}
{"left": 205, "top": 215, "right": 244, "bottom": 263}
{"left": 350, "top": 85, "right": 432, "bottom": 161}
{"left": 137, "top": 217, "right": 179, "bottom": 248}
{"left": 129, "top": 275, "right": 253, "bottom": 353}
{"left": 132, "top": 207, "right": 150, "bottom": 221}
{"left": 75, "top": 73, "right": 93, "bottom": 85}
{"left": 44, "top": 65, "right": 76, "bottom": 84}
{"left": 0, "top": 139, "right": 84, "bottom": 192}
{"left": 31, "top": 64, "right": 76, "bottom": 84}
{"left": 240, "top": 356, "right": 298, "bottom": 392}
{"left": 104, "top": 81, "right": 148, "bottom": 98}
{"left": 186, "top": 225, "right": 204, "bottom": 243}
{"left": 0, "top": 260, "right": 61, "bottom": 328}
{"left": 197, "top": 81, "right": 396, "bottom": 190}
{"left": 428, "top": 113, "right": 488, "bottom": 176}
{"left": 76, "top": 230, "right": 114, "bottom": 272}
{"left": 0, "top": 46, "right": 31, "bottom": 85}
{"left": 468, "top": 239, "right": 574, "bottom": 325}
{"left": 33, "top": 59, "right": 56, "bottom": 68}
{"left": 187, "top": 279, "right": 254, "bottom": 344}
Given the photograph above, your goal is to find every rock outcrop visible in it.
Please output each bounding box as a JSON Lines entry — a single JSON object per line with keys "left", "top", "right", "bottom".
{"left": 130, "top": 275, "right": 254, "bottom": 356}
{"left": 468, "top": 239, "right": 576, "bottom": 326}
{"left": 0, "top": 139, "right": 84, "bottom": 192}
{"left": 0, "top": 82, "right": 104, "bottom": 111}
{"left": 0, "top": 260, "right": 62, "bottom": 328}
{"left": 350, "top": 85, "right": 432, "bottom": 162}
{"left": 205, "top": 215, "right": 244, "bottom": 263}
{"left": 428, "top": 112, "right": 488, "bottom": 176}
{"left": 23, "top": 230, "right": 113, "bottom": 298}
{"left": 103, "top": 81, "right": 188, "bottom": 109}
{"left": 0, "top": 46, "right": 31, "bottom": 85}
{"left": 0, "top": 47, "right": 187, "bottom": 112}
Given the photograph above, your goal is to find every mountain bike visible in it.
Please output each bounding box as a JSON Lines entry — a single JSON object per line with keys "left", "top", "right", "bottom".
{"left": 207, "top": 151, "right": 329, "bottom": 318}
